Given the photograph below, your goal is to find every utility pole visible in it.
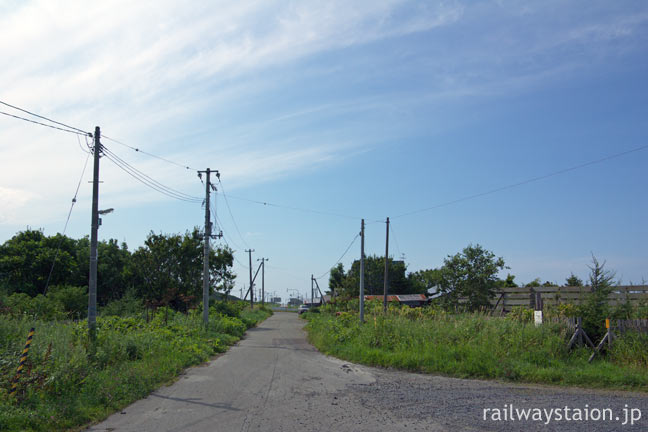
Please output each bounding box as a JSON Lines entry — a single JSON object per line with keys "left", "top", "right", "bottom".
{"left": 197, "top": 169, "right": 221, "bottom": 326}
{"left": 88, "top": 126, "right": 101, "bottom": 337}
{"left": 257, "top": 258, "right": 268, "bottom": 305}
{"left": 202, "top": 168, "right": 212, "bottom": 325}
{"left": 383, "top": 217, "right": 390, "bottom": 313}
{"left": 311, "top": 274, "right": 314, "bottom": 305}
{"left": 359, "top": 218, "right": 365, "bottom": 323}
{"left": 246, "top": 249, "right": 255, "bottom": 308}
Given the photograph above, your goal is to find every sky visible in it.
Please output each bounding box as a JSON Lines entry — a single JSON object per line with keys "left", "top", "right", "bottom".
{"left": 1, "top": 0, "right": 647, "bottom": 302}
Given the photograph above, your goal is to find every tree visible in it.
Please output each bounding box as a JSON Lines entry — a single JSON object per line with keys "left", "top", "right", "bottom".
{"left": 408, "top": 268, "right": 443, "bottom": 294}
{"left": 581, "top": 255, "right": 616, "bottom": 338}
{"left": 0, "top": 229, "right": 79, "bottom": 296}
{"left": 337, "top": 255, "right": 413, "bottom": 297}
{"left": 75, "top": 237, "right": 132, "bottom": 305}
{"left": 327, "top": 263, "right": 345, "bottom": 297}
{"left": 129, "top": 228, "right": 234, "bottom": 311}
{"left": 565, "top": 273, "right": 583, "bottom": 287}
{"left": 437, "top": 244, "right": 506, "bottom": 311}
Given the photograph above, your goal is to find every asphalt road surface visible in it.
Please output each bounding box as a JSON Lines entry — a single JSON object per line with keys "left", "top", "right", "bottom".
{"left": 88, "top": 312, "right": 648, "bottom": 431}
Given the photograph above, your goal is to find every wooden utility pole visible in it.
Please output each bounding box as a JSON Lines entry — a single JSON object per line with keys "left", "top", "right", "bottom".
{"left": 383, "top": 217, "right": 390, "bottom": 313}
{"left": 359, "top": 219, "right": 365, "bottom": 323}
{"left": 88, "top": 126, "right": 101, "bottom": 337}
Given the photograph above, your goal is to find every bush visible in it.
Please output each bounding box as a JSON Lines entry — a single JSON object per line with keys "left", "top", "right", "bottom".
{"left": 101, "top": 289, "right": 144, "bottom": 317}
{"left": 210, "top": 300, "right": 245, "bottom": 318}
{"left": 305, "top": 299, "right": 648, "bottom": 391}
{"left": 0, "top": 306, "right": 272, "bottom": 431}
{"left": 48, "top": 285, "right": 87, "bottom": 319}
{"left": 2, "top": 293, "right": 65, "bottom": 320}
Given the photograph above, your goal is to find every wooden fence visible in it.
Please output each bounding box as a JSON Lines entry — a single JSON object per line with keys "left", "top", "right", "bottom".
{"left": 489, "top": 285, "right": 648, "bottom": 314}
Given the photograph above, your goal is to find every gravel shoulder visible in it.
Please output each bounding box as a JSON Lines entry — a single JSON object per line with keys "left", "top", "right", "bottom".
{"left": 88, "top": 312, "right": 648, "bottom": 431}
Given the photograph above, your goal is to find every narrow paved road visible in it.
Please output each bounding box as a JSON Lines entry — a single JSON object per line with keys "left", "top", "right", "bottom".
{"left": 88, "top": 312, "right": 648, "bottom": 431}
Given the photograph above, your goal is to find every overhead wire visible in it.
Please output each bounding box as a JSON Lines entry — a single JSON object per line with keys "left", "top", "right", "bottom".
{"left": 0, "top": 100, "right": 92, "bottom": 136}
{"left": 394, "top": 143, "right": 648, "bottom": 219}
{"left": 221, "top": 190, "right": 365, "bottom": 221}
{"left": 43, "top": 151, "right": 92, "bottom": 294}
{"left": 0, "top": 110, "right": 89, "bottom": 136}
{"left": 101, "top": 145, "right": 203, "bottom": 203}
{"left": 77, "top": 134, "right": 91, "bottom": 154}
{"left": 211, "top": 198, "right": 249, "bottom": 269}
{"left": 102, "top": 134, "right": 199, "bottom": 171}
{"left": 389, "top": 222, "right": 403, "bottom": 260}
{"left": 217, "top": 179, "right": 251, "bottom": 249}
{"left": 315, "top": 233, "right": 360, "bottom": 280}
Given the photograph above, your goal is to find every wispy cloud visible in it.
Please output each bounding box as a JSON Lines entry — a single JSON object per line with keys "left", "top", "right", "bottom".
{"left": 1, "top": 0, "right": 647, "bottom": 230}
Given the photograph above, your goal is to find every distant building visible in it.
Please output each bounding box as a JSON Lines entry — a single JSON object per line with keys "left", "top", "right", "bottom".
{"left": 270, "top": 297, "right": 281, "bottom": 304}
{"left": 288, "top": 297, "right": 303, "bottom": 306}
{"left": 364, "top": 294, "right": 428, "bottom": 307}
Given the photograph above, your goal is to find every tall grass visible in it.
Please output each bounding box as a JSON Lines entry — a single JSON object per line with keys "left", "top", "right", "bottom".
{"left": 305, "top": 305, "right": 648, "bottom": 391}
{"left": 0, "top": 304, "right": 272, "bottom": 431}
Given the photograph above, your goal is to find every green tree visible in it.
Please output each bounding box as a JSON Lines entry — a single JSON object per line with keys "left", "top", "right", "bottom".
{"left": 338, "top": 256, "right": 413, "bottom": 297}
{"left": 581, "top": 255, "right": 616, "bottom": 338}
{"left": 327, "top": 263, "right": 346, "bottom": 297}
{"left": 565, "top": 273, "right": 584, "bottom": 287}
{"left": 129, "top": 228, "right": 234, "bottom": 311}
{"left": 437, "top": 244, "right": 506, "bottom": 311}
{"left": 0, "top": 229, "right": 79, "bottom": 296}
{"left": 408, "top": 268, "right": 443, "bottom": 294}
{"left": 495, "top": 273, "right": 518, "bottom": 290}
{"left": 75, "top": 237, "right": 132, "bottom": 305}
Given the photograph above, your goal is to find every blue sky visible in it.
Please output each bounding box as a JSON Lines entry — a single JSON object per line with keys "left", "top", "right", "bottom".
{"left": 1, "top": 1, "right": 647, "bottom": 301}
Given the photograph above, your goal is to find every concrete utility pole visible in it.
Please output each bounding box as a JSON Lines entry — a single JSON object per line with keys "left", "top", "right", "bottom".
{"left": 257, "top": 258, "right": 268, "bottom": 305}
{"left": 88, "top": 126, "right": 101, "bottom": 337}
{"left": 246, "top": 249, "right": 255, "bottom": 308}
{"left": 383, "top": 217, "right": 390, "bottom": 313}
{"left": 196, "top": 169, "right": 222, "bottom": 325}
{"left": 202, "top": 168, "right": 212, "bottom": 325}
{"left": 359, "top": 219, "right": 365, "bottom": 323}
{"left": 311, "top": 274, "right": 314, "bottom": 304}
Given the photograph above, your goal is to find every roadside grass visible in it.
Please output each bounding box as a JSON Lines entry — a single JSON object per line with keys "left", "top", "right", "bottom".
{"left": 0, "top": 304, "right": 272, "bottom": 432}
{"left": 304, "top": 307, "right": 648, "bottom": 392}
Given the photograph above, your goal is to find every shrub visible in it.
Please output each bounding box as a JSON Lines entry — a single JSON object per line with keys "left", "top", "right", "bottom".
{"left": 3, "top": 293, "right": 65, "bottom": 320}
{"left": 48, "top": 285, "right": 87, "bottom": 319}
{"left": 100, "top": 289, "right": 144, "bottom": 317}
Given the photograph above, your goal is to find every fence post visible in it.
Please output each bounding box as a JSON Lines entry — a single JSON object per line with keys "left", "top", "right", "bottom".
{"left": 529, "top": 287, "right": 536, "bottom": 309}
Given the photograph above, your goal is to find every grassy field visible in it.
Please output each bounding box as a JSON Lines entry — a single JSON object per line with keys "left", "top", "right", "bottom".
{"left": 0, "top": 304, "right": 271, "bottom": 431}
{"left": 305, "top": 303, "right": 648, "bottom": 391}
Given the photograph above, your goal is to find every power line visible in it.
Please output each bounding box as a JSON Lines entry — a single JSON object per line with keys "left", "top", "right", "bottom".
{"left": 43, "top": 151, "right": 92, "bottom": 294}
{"left": 102, "top": 145, "right": 203, "bottom": 203}
{"left": 0, "top": 110, "right": 88, "bottom": 136}
{"left": 394, "top": 143, "right": 648, "bottom": 219}
{"left": 315, "top": 233, "right": 360, "bottom": 280}
{"left": 217, "top": 179, "right": 251, "bottom": 249}
{"left": 221, "top": 190, "right": 365, "bottom": 221}
{"left": 102, "top": 134, "right": 199, "bottom": 171}
{"left": 77, "top": 134, "right": 91, "bottom": 154}
{"left": 389, "top": 223, "right": 403, "bottom": 260}
{"left": 0, "top": 100, "right": 92, "bottom": 136}
{"left": 212, "top": 210, "right": 249, "bottom": 269}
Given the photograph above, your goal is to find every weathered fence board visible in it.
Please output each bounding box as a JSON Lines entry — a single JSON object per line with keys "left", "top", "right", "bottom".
{"left": 485, "top": 285, "right": 648, "bottom": 313}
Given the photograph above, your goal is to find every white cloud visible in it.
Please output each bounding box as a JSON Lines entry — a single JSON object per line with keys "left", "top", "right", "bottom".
{"left": 1, "top": 0, "right": 646, "bottom": 231}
